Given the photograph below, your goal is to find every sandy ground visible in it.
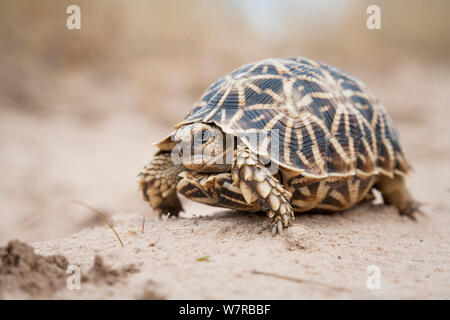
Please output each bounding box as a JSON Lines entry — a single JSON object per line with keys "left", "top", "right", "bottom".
{"left": 1, "top": 64, "right": 449, "bottom": 299}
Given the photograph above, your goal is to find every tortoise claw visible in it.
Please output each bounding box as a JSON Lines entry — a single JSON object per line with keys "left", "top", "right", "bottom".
{"left": 271, "top": 224, "right": 277, "bottom": 237}
{"left": 399, "top": 201, "right": 426, "bottom": 221}
{"left": 277, "top": 220, "right": 284, "bottom": 235}
{"left": 270, "top": 219, "right": 285, "bottom": 236}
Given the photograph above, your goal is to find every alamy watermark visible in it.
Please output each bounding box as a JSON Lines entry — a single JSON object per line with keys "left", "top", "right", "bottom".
{"left": 366, "top": 265, "right": 382, "bottom": 290}
{"left": 66, "top": 5, "right": 81, "bottom": 30}
{"left": 170, "top": 125, "right": 281, "bottom": 175}
{"left": 366, "top": 5, "right": 381, "bottom": 30}
{"left": 66, "top": 264, "right": 81, "bottom": 290}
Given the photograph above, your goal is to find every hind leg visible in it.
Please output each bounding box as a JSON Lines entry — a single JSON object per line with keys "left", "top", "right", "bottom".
{"left": 374, "top": 174, "right": 420, "bottom": 220}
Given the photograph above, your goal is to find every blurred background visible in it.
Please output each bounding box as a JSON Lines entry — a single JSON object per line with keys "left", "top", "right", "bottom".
{"left": 1, "top": 0, "right": 449, "bottom": 243}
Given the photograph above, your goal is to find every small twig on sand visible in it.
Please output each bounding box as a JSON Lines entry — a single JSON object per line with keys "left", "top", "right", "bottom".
{"left": 149, "top": 212, "right": 171, "bottom": 246}
{"left": 68, "top": 200, "right": 124, "bottom": 248}
{"left": 167, "top": 226, "right": 191, "bottom": 231}
{"left": 23, "top": 211, "right": 48, "bottom": 227}
{"left": 141, "top": 216, "right": 145, "bottom": 234}
{"left": 167, "top": 219, "right": 200, "bottom": 231}
{"left": 252, "top": 270, "right": 349, "bottom": 292}
{"left": 196, "top": 256, "right": 210, "bottom": 262}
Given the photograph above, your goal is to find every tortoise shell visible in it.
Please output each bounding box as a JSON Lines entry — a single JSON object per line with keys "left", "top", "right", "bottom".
{"left": 174, "top": 57, "right": 410, "bottom": 179}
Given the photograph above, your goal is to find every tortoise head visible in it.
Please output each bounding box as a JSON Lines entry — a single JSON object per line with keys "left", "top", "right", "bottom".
{"left": 172, "top": 122, "right": 234, "bottom": 173}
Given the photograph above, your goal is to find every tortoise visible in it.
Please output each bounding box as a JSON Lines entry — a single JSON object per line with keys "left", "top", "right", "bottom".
{"left": 138, "top": 56, "right": 418, "bottom": 236}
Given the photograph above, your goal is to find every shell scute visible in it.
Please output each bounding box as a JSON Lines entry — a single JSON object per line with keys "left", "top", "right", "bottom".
{"left": 177, "top": 57, "right": 411, "bottom": 178}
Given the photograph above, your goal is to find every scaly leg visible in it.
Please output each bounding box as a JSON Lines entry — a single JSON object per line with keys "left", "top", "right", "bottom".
{"left": 375, "top": 174, "right": 421, "bottom": 220}
{"left": 232, "top": 144, "right": 294, "bottom": 236}
{"left": 138, "top": 152, "right": 184, "bottom": 217}
{"left": 177, "top": 171, "right": 260, "bottom": 212}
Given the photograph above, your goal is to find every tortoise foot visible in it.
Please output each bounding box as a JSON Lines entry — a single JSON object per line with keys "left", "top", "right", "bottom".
{"left": 139, "top": 152, "right": 184, "bottom": 218}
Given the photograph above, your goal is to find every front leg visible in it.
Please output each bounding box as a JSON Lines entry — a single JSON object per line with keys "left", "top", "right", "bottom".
{"left": 138, "top": 152, "right": 184, "bottom": 217}
{"left": 232, "top": 144, "right": 294, "bottom": 235}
